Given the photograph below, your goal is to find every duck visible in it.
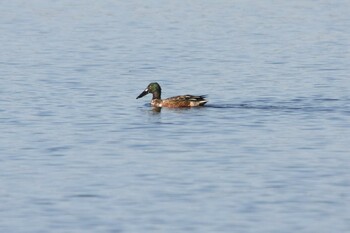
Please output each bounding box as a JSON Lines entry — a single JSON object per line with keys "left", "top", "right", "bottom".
{"left": 136, "top": 82, "right": 208, "bottom": 108}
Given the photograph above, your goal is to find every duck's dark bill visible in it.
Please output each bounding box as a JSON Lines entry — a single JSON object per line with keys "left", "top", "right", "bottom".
{"left": 136, "top": 90, "right": 148, "bottom": 99}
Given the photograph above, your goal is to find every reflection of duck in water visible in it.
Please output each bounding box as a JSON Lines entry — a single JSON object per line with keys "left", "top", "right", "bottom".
{"left": 137, "top": 82, "right": 208, "bottom": 108}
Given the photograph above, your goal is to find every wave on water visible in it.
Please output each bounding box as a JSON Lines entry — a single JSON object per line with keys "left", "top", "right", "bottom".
{"left": 206, "top": 97, "right": 348, "bottom": 113}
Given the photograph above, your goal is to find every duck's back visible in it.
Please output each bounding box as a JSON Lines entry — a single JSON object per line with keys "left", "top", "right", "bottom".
{"left": 162, "top": 95, "right": 207, "bottom": 107}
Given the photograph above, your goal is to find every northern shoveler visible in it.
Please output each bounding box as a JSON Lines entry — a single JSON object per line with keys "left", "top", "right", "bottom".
{"left": 136, "top": 82, "right": 208, "bottom": 108}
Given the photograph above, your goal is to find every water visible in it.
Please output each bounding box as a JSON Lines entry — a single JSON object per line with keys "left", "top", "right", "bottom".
{"left": 1, "top": 0, "right": 350, "bottom": 232}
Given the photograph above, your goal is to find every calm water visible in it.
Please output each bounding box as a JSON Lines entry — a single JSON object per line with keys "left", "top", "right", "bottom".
{"left": 1, "top": 1, "right": 350, "bottom": 232}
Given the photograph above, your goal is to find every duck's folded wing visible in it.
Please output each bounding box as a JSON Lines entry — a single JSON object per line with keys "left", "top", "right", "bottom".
{"left": 168, "top": 95, "right": 207, "bottom": 101}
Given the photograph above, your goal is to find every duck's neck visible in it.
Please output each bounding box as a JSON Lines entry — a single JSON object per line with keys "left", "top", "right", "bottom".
{"left": 152, "top": 90, "right": 161, "bottom": 100}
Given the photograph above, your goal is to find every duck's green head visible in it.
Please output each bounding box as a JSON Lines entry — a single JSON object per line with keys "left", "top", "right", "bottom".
{"left": 136, "top": 82, "right": 161, "bottom": 99}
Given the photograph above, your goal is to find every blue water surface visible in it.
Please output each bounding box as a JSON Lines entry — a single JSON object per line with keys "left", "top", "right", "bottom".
{"left": 1, "top": 1, "right": 350, "bottom": 232}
